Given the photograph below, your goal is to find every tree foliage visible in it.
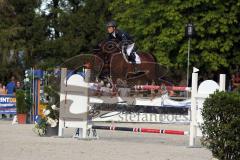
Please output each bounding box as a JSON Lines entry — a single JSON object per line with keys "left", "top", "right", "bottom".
{"left": 0, "top": 0, "right": 111, "bottom": 81}
{"left": 0, "top": 0, "right": 41, "bottom": 81}
{"left": 202, "top": 91, "right": 240, "bottom": 159}
{"left": 0, "top": 0, "right": 240, "bottom": 81}
{"left": 33, "top": 0, "right": 112, "bottom": 69}
{"left": 110, "top": 0, "right": 240, "bottom": 76}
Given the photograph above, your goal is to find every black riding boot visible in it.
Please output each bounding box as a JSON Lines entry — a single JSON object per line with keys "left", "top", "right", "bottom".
{"left": 129, "top": 52, "right": 139, "bottom": 73}
{"left": 129, "top": 52, "right": 136, "bottom": 63}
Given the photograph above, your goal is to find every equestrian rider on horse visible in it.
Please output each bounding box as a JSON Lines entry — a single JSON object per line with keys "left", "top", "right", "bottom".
{"left": 106, "top": 20, "right": 139, "bottom": 72}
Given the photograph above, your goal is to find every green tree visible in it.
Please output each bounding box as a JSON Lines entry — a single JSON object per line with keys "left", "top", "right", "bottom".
{"left": 59, "top": 0, "right": 112, "bottom": 54}
{"left": 202, "top": 91, "right": 240, "bottom": 159}
{"left": 0, "top": 0, "right": 18, "bottom": 81}
{"left": 0, "top": 0, "right": 43, "bottom": 80}
{"left": 36, "top": 0, "right": 112, "bottom": 69}
{"left": 110, "top": 0, "right": 240, "bottom": 77}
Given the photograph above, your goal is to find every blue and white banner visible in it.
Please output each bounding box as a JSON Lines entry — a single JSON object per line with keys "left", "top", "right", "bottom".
{"left": 0, "top": 95, "right": 16, "bottom": 114}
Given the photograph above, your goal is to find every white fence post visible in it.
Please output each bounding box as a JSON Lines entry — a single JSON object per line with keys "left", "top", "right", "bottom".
{"left": 58, "top": 68, "right": 90, "bottom": 138}
{"left": 189, "top": 72, "right": 198, "bottom": 147}
{"left": 219, "top": 74, "right": 226, "bottom": 91}
{"left": 58, "top": 68, "right": 67, "bottom": 137}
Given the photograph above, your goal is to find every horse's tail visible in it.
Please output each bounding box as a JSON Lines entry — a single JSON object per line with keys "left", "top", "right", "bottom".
{"left": 147, "top": 52, "right": 169, "bottom": 84}
{"left": 146, "top": 52, "right": 159, "bottom": 83}
{"left": 148, "top": 52, "right": 158, "bottom": 63}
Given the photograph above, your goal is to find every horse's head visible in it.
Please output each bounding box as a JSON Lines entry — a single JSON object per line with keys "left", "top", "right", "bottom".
{"left": 100, "top": 39, "right": 120, "bottom": 54}
{"left": 94, "top": 40, "right": 121, "bottom": 64}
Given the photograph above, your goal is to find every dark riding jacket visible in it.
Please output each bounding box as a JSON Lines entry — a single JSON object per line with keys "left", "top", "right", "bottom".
{"left": 108, "top": 29, "right": 134, "bottom": 45}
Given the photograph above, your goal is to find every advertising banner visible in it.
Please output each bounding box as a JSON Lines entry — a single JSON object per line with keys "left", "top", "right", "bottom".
{"left": 0, "top": 95, "right": 16, "bottom": 114}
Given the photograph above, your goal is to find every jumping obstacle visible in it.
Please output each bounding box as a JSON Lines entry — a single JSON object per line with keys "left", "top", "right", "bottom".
{"left": 134, "top": 85, "right": 190, "bottom": 92}
{"left": 189, "top": 72, "right": 225, "bottom": 146}
{"left": 58, "top": 67, "right": 226, "bottom": 147}
{"left": 92, "top": 125, "right": 188, "bottom": 135}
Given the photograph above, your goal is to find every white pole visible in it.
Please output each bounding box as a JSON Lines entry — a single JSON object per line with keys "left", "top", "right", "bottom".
{"left": 58, "top": 68, "right": 67, "bottom": 137}
{"left": 219, "top": 74, "right": 226, "bottom": 91}
{"left": 187, "top": 38, "right": 191, "bottom": 98}
{"left": 83, "top": 68, "right": 91, "bottom": 138}
{"left": 84, "top": 69, "right": 91, "bottom": 82}
{"left": 189, "top": 72, "right": 198, "bottom": 147}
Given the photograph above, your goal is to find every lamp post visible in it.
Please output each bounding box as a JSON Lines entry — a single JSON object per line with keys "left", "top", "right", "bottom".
{"left": 185, "top": 23, "right": 194, "bottom": 98}
{"left": 185, "top": 23, "right": 194, "bottom": 95}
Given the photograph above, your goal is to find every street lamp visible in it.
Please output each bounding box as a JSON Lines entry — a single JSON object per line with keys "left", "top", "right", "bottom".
{"left": 185, "top": 23, "right": 194, "bottom": 90}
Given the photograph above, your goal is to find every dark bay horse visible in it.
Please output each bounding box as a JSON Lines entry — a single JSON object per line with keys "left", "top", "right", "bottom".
{"left": 93, "top": 40, "right": 165, "bottom": 85}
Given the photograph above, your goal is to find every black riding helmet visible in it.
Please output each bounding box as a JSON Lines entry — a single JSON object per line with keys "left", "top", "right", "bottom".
{"left": 106, "top": 20, "right": 117, "bottom": 28}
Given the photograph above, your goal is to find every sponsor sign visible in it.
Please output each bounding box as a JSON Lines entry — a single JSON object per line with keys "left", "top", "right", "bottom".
{"left": 0, "top": 95, "right": 16, "bottom": 114}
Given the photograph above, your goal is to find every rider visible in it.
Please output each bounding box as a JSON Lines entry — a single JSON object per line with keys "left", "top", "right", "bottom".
{"left": 106, "top": 20, "right": 139, "bottom": 72}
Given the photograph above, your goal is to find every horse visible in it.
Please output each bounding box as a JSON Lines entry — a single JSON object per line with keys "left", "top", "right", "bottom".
{"left": 93, "top": 40, "right": 166, "bottom": 85}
